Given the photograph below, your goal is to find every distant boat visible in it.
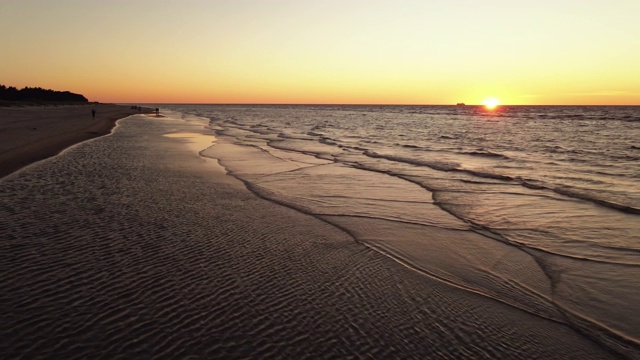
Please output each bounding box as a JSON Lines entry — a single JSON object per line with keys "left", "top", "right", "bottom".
{"left": 456, "top": 103, "right": 466, "bottom": 106}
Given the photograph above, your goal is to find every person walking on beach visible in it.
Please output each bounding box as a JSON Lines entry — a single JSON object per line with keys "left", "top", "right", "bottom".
{"left": 91, "top": 108, "right": 96, "bottom": 119}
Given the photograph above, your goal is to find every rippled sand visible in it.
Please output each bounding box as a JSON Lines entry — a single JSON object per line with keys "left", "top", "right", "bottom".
{"left": 0, "top": 114, "right": 618, "bottom": 359}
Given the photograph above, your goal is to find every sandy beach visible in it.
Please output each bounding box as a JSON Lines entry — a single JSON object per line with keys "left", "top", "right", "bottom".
{"left": 0, "top": 104, "right": 149, "bottom": 178}
{"left": 0, "top": 110, "right": 627, "bottom": 359}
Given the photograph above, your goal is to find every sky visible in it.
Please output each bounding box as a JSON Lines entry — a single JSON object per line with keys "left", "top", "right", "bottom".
{"left": 1, "top": 0, "right": 639, "bottom": 105}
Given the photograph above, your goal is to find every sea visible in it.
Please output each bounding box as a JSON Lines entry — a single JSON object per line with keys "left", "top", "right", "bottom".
{"left": 159, "top": 104, "right": 640, "bottom": 356}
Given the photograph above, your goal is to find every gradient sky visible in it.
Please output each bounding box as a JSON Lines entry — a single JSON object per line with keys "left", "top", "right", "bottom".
{"left": 1, "top": 0, "right": 639, "bottom": 104}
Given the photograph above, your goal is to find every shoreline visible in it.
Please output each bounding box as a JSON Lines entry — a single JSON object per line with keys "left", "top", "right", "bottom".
{"left": 0, "top": 112, "right": 618, "bottom": 359}
{"left": 0, "top": 104, "right": 151, "bottom": 178}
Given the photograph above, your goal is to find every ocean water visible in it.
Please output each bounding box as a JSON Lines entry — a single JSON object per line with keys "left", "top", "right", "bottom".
{"left": 162, "top": 104, "right": 640, "bottom": 357}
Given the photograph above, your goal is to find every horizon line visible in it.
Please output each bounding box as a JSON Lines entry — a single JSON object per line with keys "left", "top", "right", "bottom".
{"left": 111, "top": 102, "right": 640, "bottom": 107}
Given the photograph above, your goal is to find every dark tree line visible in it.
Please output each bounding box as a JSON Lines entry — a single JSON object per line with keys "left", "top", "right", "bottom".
{"left": 0, "top": 84, "right": 88, "bottom": 102}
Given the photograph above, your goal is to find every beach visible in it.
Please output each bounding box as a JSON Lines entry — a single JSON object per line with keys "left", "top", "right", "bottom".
{"left": 0, "top": 104, "right": 149, "bottom": 178}
{"left": 0, "top": 108, "right": 634, "bottom": 359}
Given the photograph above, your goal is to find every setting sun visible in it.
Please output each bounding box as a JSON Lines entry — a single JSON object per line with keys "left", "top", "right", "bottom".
{"left": 483, "top": 98, "right": 501, "bottom": 109}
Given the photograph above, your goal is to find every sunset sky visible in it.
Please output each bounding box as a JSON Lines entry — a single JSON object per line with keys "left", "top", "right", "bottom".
{"left": 1, "top": 0, "right": 639, "bottom": 105}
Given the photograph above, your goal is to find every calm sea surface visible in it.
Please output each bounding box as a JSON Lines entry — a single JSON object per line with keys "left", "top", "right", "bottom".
{"left": 162, "top": 104, "right": 640, "bottom": 356}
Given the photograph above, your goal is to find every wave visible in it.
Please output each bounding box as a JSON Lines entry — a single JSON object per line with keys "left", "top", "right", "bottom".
{"left": 363, "top": 150, "right": 459, "bottom": 172}
{"left": 551, "top": 186, "right": 640, "bottom": 215}
{"left": 362, "top": 151, "right": 515, "bottom": 182}
{"left": 276, "top": 132, "right": 315, "bottom": 141}
{"left": 546, "top": 145, "right": 580, "bottom": 154}
{"left": 319, "top": 137, "right": 339, "bottom": 146}
{"left": 257, "top": 116, "right": 640, "bottom": 219}
{"left": 519, "top": 179, "right": 640, "bottom": 216}
{"left": 462, "top": 169, "right": 514, "bottom": 181}
{"left": 461, "top": 150, "right": 510, "bottom": 159}
{"left": 362, "top": 149, "right": 639, "bottom": 216}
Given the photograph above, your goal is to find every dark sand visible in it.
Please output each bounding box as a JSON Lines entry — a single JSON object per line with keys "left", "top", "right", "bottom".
{"left": 0, "top": 113, "right": 622, "bottom": 359}
{"left": 0, "top": 104, "right": 149, "bottom": 178}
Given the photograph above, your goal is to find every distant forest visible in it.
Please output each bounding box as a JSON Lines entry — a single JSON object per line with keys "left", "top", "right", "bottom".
{"left": 0, "top": 84, "right": 88, "bottom": 103}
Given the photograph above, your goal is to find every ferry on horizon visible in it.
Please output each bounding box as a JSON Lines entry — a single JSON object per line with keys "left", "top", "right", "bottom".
{"left": 456, "top": 102, "right": 465, "bottom": 106}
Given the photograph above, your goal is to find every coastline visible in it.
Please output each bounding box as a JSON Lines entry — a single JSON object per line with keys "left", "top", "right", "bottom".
{"left": 0, "top": 104, "right": 151, "bottom": 178}
{"left": 0, "top": 111, "right": 619, "bottom": 359}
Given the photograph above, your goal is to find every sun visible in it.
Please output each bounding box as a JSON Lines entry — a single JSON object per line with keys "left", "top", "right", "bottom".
{"left": 482, "top": 97, "right": 500, "bottom": 109}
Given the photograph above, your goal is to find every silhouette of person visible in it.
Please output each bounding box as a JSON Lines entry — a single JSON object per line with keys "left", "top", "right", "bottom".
{"left": 91, "top": 108, "right": 96, "bottom": 118}
{"left": 155, "top": 107, "right": 159, "bottom": 116}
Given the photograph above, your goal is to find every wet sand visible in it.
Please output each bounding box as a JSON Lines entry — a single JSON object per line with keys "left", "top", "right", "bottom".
{"left": 0, "top": 113, "right": 621, "bottom": 359}
{"left": 0, "top": 104, "right": 149, "bottom": 178}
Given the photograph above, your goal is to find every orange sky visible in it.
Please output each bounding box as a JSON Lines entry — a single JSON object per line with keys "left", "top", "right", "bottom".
{"left": 1, "top": 0, "right": 639, "bottom": 105}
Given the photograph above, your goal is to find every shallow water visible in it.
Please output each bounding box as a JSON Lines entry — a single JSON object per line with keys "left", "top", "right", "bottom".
{"left": 161, "top": 104, "right": 640, "bottom": 357}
